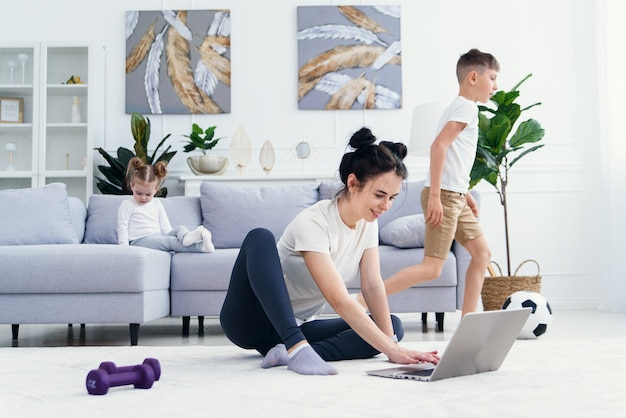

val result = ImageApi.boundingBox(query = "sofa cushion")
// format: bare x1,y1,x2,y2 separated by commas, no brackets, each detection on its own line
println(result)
379,214,426,248
200,182,319,248
160,196,203,230
83,195,127,244
377,180,424,230
68,196,87,243
0,183,78,245
318,180,343,200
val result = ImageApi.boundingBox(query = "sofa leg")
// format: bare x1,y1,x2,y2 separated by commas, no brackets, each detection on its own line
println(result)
421,313,428,332
11,324,19,340
129,323,140,346
435,312,444,332
198,316,205,336
182,316,191,337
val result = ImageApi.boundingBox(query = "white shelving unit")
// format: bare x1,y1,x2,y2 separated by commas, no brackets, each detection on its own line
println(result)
0,42,96,203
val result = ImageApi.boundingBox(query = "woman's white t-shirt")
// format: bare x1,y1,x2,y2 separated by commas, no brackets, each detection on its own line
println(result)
277,199,379,323
425,95,479,194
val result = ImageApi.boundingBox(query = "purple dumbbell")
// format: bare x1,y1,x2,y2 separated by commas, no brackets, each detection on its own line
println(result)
98,358,161,381
86,364,155,395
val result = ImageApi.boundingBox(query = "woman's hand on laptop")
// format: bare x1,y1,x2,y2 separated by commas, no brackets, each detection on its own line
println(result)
387,346,440,365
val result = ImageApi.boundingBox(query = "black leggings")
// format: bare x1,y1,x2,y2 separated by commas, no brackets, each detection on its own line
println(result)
219,228,404,361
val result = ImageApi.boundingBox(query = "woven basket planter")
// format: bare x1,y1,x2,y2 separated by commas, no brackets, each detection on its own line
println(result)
481,259,542,311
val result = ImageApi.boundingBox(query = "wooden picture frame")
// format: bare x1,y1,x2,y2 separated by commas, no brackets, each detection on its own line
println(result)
0,97,24,123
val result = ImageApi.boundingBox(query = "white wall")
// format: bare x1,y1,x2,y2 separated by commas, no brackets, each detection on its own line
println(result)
2,0,616,310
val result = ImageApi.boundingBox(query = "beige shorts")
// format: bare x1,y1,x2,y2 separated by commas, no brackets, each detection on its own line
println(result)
421,187,483,259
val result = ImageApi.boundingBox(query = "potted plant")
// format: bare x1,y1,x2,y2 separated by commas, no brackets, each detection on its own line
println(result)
95,112,176,197
469,73,545,277
183,123,229,175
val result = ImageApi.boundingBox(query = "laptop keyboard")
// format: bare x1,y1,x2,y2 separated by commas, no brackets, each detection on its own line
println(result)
401,369,434,377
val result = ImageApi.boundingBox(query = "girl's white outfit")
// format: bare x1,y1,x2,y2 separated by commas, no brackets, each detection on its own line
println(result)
117,198,203,252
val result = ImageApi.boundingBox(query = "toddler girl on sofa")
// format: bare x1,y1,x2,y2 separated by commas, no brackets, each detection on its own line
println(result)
117,157,214,253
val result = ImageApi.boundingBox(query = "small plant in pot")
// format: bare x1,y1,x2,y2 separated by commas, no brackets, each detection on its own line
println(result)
183,123,229,175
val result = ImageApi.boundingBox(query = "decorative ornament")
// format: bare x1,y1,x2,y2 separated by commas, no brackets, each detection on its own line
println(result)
290,141,315,174
5,142,16,171
229,125,252,174
259,140,275,175
18,53,28,84
294,141,312,159
71,96,82,123
7,61,17,84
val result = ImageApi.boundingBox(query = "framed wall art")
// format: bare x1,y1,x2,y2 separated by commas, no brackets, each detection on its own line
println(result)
125,9,231,114
297,5,402,110
0,97,24,123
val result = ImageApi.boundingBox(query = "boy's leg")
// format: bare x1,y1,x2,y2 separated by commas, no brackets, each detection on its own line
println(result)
376,188,460,299
382,256,445,297
455,195,491,315
460,235,491,315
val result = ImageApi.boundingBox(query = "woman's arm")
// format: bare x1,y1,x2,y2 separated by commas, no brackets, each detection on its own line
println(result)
359,247,393,337
302,250,439,365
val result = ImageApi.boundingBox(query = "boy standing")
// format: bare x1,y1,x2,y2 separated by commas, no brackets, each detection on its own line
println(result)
366,49,499,315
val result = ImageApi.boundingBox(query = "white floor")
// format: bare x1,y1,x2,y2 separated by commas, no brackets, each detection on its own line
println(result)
2,309,625,348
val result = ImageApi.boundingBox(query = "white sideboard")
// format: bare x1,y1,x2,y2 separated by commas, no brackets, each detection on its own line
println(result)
178,172,338,196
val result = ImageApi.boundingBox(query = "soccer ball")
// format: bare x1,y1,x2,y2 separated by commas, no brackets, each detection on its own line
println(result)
502,291,553,339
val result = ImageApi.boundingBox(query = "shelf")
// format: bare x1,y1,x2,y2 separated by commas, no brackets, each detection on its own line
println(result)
0,170,33,178
46,84,88,95
0,123,32,131
44,170,88,177
0,85,34,96
46,123,87,129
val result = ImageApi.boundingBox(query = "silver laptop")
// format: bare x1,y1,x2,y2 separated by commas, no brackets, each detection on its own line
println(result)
367,308,531,382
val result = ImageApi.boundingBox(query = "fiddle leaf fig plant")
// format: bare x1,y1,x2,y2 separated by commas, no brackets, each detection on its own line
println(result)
182,123,224,155
469,73,545,275
95,112,176,197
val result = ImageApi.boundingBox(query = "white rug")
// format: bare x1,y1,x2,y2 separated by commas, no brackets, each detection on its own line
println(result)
1,338,625,417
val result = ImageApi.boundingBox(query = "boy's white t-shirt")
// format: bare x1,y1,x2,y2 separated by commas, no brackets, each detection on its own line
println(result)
277,199,379,323
117,198,173,245
425,95,479,194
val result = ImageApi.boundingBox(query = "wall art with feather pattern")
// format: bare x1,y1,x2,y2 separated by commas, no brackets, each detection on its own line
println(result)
125,10,231,114
297,5,401,110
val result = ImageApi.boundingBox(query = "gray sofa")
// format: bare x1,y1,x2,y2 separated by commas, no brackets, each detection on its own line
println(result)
0,180,477,345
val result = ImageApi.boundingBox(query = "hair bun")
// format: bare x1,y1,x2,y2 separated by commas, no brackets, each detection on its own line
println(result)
349,127,376,151
380,141,408,160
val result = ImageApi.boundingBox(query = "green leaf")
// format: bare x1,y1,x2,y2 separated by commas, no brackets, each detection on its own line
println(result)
482,113,511,151
509,144,545,168
509,119,545,147
203,126,216,140
510,73,532,91
131,113,148,161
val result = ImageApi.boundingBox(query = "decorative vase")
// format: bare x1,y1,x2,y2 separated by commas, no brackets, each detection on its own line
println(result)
187,155,229,175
